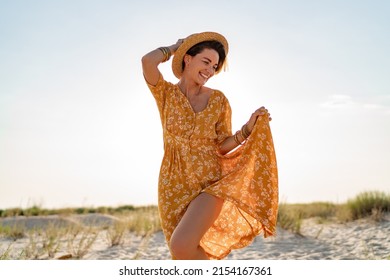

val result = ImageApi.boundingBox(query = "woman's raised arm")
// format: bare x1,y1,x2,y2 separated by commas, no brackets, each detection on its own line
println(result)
141,39,183,86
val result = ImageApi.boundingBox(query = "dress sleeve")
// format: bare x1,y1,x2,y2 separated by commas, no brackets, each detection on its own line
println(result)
145,74,168,116
215,95,232,144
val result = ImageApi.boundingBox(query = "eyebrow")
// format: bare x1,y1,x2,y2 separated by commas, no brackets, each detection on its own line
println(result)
202,57,218,65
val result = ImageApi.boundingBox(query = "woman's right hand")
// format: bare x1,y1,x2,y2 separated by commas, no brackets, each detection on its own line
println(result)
170,38,185,54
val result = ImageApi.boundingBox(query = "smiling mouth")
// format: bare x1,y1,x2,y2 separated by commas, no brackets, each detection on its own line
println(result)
200,73,209,79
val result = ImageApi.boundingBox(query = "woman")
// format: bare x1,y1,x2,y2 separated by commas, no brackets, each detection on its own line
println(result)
141,32,278,260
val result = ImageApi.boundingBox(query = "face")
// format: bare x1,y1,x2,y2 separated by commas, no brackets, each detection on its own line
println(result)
183,48,220,85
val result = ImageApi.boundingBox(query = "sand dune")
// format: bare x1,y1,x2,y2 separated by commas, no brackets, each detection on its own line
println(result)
1,213,389,260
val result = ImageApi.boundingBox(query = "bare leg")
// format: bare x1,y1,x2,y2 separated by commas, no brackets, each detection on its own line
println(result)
169,192,223,260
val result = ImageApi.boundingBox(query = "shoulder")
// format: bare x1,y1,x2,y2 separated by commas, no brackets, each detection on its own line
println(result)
211,88,229,105
208,88,231,116
147,74,176,93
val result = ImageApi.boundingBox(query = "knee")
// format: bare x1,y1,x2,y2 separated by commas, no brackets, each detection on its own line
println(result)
169,234,195,260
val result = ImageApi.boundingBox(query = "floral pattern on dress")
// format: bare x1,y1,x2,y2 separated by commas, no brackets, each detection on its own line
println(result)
147,74,278,259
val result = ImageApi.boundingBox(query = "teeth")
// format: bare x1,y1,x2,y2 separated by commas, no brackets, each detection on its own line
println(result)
200,73,208,79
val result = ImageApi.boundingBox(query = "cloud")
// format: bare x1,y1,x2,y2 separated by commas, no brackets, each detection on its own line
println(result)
321,95,355,109
320,94,390,115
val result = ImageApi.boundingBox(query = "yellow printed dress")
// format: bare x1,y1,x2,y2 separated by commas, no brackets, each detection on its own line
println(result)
147,75,278,259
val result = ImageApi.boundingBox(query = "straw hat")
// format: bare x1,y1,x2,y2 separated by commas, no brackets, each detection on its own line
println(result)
172,31,229,79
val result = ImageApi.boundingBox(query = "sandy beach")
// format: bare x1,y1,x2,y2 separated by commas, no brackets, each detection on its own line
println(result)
1,213,389,260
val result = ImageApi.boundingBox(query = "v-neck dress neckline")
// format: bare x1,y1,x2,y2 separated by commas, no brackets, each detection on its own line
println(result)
176,85,215,114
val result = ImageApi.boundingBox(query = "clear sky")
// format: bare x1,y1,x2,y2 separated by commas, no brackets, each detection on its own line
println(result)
1,0,389,209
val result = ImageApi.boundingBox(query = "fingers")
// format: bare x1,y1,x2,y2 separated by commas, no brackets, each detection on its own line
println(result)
253,107,269,117
252,107,272,121
246,106,272,131
256,106,267,114
172,39,185,53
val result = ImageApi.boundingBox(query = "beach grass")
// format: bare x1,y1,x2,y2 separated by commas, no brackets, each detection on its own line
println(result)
0,205,161,259
277,191,390,235
1,191,389,239
0,204,138,218
346,191,390,220
0,224,26,240
1,191,389,260
66,225,98,259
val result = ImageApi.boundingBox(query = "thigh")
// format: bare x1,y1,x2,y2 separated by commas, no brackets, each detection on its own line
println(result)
171,193,223,247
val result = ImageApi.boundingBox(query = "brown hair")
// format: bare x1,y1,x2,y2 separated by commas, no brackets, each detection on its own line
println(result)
182,40,227,73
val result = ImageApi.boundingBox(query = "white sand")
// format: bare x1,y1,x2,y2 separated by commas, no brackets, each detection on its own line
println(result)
1,213,389,260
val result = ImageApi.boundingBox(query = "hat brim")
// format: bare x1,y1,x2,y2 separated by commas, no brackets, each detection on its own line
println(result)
172,32,228,79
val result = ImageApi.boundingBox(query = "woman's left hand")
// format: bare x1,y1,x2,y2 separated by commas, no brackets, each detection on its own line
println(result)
246,106,272,133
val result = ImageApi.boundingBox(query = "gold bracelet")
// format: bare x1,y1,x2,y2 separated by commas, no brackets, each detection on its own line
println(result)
241,124,251,139
158,47,171,62
238,130,246,144
233,131,244,145
158,47,168,62
165,47,172,58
